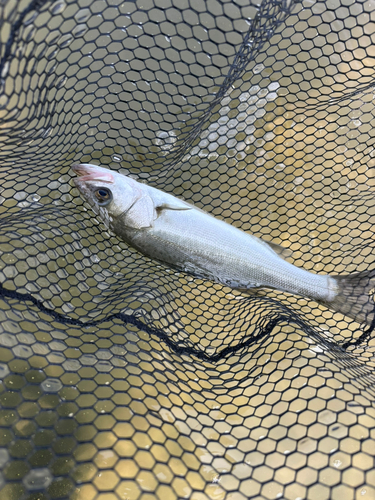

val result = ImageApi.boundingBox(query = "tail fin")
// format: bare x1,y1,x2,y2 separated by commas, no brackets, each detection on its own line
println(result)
327,270,375,325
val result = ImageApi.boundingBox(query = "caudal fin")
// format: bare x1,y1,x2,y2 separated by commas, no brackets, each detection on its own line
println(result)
327,270,375,325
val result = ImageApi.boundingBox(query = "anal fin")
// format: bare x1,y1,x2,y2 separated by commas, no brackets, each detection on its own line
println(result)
266,241,293,259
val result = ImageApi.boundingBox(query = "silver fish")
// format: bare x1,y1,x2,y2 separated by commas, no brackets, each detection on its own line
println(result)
72,163,374,325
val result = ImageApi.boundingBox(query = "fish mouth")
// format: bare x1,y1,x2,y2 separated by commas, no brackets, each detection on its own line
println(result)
71,163,115,184
71,163,92,177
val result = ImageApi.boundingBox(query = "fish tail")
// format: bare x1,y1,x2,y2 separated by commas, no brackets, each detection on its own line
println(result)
327,270,375,325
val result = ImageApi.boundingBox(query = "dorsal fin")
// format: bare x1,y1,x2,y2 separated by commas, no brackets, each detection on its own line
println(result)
157,202,192,212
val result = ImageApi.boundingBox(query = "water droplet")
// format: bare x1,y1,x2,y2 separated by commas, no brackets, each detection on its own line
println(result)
47,32,60,45
294,177,304,185
258,88,268,98
253,63,264,74
75,8,90,23
0,448,9,468
112,154,122,162
0,363,10,379
23,469,53,490
58,34,73,48
24,11,38,25
24,25,36,42
50,1,66,15
14,191,27,201
31,194,41,202
56,75,67,89
41,378,63,393
46,47,59,61
1,61,9,79
15,45,25,58
73,24,88,38
268,82,280,91
266,92,278,101
41,127,53,138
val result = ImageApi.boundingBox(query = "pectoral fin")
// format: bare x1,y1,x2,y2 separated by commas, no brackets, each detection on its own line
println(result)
125,195,157,229
156,199,193,216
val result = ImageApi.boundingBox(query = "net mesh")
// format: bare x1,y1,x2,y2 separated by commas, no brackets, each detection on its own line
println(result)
0,0,375,499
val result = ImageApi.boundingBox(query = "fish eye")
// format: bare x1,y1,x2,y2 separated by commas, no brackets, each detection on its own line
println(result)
94,187,112,206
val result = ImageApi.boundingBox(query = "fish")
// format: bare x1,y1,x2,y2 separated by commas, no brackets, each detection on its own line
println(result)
72,163,375,325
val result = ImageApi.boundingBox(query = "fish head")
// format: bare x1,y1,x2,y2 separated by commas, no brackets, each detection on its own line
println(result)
72,163,142,228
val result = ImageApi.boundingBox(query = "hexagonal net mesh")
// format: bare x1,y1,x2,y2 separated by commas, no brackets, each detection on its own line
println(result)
0,0,375,499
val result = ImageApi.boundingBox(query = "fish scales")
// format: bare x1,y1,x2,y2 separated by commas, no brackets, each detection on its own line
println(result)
116,203,335,301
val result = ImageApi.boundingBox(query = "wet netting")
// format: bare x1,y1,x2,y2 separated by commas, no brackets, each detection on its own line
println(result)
0,0,375,499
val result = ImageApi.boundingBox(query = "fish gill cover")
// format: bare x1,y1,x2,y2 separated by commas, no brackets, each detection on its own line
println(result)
0,0,375,499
